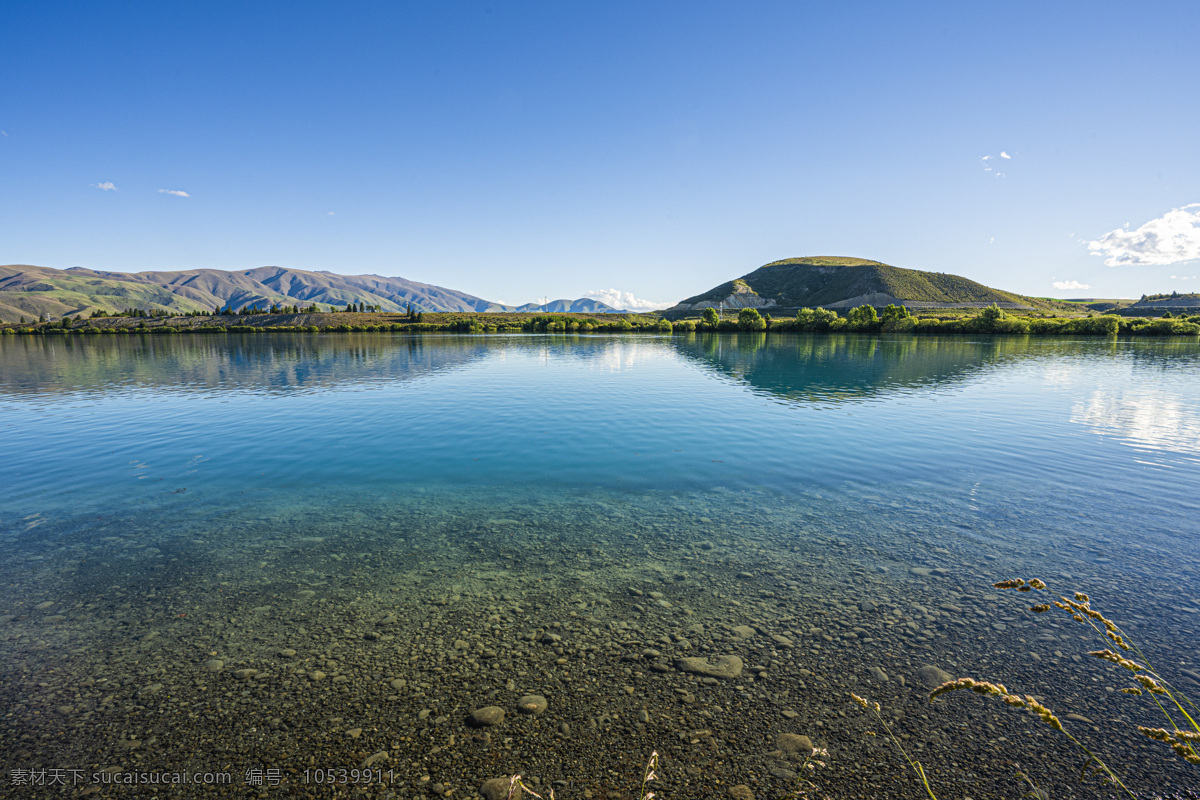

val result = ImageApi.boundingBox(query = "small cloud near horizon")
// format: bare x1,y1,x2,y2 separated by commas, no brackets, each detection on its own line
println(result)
1087,203,1200,266
584,288,673,312
1052,280,1091,291
92,181,117,191
158,188,190,197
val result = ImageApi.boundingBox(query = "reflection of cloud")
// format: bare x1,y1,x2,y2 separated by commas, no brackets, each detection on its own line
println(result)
593,340,654,372
1087,204,1200,266
1072,388,1200,455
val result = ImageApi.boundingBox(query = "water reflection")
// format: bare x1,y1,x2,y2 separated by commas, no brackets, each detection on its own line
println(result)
0,333,492,397
671,332,1017,403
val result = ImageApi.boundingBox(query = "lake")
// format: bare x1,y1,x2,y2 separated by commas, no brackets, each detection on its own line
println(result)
1,332,1198,798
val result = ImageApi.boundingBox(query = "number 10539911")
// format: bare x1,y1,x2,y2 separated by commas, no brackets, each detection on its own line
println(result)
303,768,394,784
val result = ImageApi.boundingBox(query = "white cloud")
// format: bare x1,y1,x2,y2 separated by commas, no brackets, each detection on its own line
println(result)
326,211,335,216
158,188,190,197
1052,280,1091,291
91,181,117,191
584,288,673,312
1000,151,1011,159
1087,203,1200,266
981,151,1012,175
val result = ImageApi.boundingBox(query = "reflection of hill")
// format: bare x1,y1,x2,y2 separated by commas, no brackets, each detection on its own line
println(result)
0,334,491,397
671,333,1025,403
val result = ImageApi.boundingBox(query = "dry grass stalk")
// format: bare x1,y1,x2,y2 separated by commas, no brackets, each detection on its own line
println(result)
850,692,939,799
997,576,1200,768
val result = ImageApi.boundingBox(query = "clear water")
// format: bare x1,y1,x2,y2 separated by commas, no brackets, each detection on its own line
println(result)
2,333,1198,798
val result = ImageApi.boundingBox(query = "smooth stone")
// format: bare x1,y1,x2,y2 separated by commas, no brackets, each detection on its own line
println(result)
482,777,520,800
731,625,756,639
516,695,548,715
361,751,388,768
915,665,954,688
308,670,326,681
278,649,297,658
389,678,407,691
676,655,743,680
469,706,506,727
204,659,224,672
1065,713,1094,724
637,709,650,723
777,733,813,754
868,666,889,682
233,669,258,681
346,728,362,738
729,785,754,800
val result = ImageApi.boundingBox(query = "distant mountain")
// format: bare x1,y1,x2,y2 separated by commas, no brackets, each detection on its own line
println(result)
512,298,621,314
0,264,512,322
670,256,1049,312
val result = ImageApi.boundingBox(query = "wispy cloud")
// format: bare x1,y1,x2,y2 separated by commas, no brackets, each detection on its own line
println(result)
91,181,117,191
980,151,1011,178
584,288,673,312
1086,203,1200,266
158,188,190,197
1052,280,1091,291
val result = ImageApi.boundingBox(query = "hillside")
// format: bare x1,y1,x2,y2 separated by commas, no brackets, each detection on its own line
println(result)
0,264,636,323
670,256,1050,312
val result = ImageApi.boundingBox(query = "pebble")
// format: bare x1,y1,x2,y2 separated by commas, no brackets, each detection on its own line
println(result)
204,658,224,672
1065,713,1094,724
731,625,756,639
516,695,548,715
676,655,743,679
777,733,813,754
729,785,754,800
233,669,258,681
278,649,296,658
482,777,519,800
361,751,388,768
915,665,954,688
346,728,362,738
469,706,506,727
868,666,888,682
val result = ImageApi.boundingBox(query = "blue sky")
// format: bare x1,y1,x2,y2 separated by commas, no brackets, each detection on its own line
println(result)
3,1,1198,307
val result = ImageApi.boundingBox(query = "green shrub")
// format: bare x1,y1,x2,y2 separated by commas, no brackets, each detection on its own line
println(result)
654,318,673,333
737,308,766,331
881,317,917,333
796,307,839,331
702,308,719,327
846,305,879,332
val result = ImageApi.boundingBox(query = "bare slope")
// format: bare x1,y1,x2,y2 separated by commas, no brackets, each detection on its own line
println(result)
672,256,1048,311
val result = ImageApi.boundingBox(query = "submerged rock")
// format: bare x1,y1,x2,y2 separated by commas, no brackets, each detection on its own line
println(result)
675,655,743,679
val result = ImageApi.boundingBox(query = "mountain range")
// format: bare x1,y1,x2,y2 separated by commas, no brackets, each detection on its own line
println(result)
0,264,621,322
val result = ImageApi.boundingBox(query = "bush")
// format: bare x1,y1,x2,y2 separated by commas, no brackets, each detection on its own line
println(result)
702,308,719,327
654,318,673,333
881,317,917,333
737,308,766,331
796,307,839,332
845,305,879,332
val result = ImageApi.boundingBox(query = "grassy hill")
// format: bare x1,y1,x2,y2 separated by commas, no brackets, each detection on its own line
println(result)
0,264,515,323
672,256,1052,311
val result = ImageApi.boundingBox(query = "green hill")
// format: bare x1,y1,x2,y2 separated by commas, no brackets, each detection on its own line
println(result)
671,256,1051,312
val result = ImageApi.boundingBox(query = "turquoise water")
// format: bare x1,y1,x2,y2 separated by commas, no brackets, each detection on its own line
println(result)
2,333,1199,798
